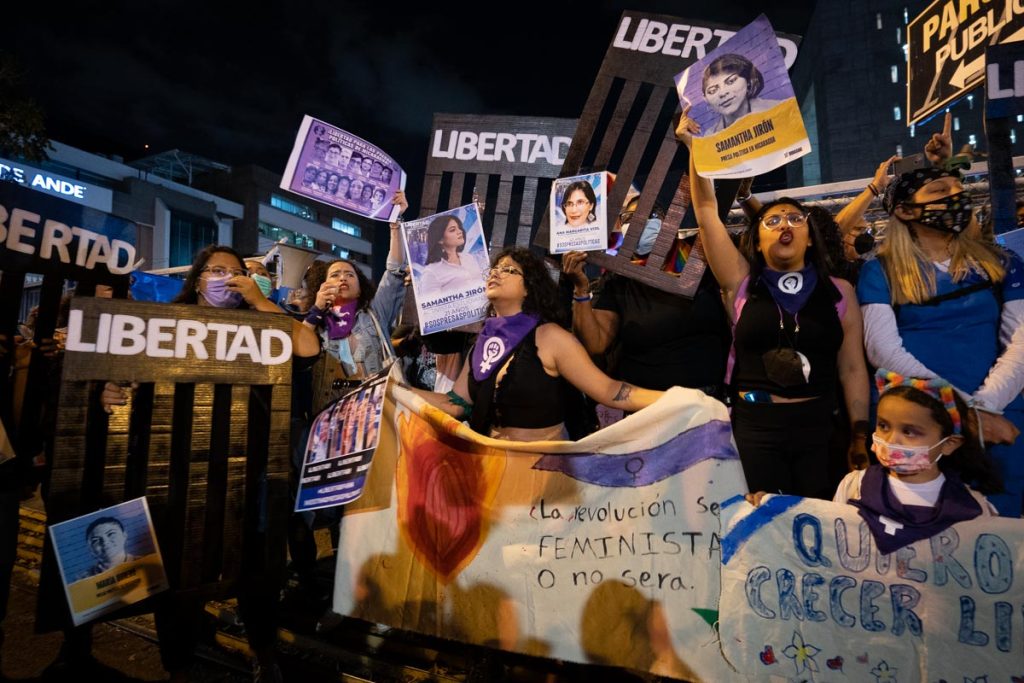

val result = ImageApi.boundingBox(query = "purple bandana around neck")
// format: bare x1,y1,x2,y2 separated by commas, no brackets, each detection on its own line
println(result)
761,265,817,315
323,299,360,340
471,312,541,382
849,465,982,554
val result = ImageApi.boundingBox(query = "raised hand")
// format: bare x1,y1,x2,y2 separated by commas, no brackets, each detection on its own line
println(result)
924,111,953,165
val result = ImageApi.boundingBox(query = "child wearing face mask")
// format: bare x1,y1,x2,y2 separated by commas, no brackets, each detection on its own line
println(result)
833,370,1001,553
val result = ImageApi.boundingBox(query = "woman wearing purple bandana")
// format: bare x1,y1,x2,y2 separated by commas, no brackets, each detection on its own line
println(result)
858,116,1024,516
412,247,664,441
302,191,409,407
679,111,871,500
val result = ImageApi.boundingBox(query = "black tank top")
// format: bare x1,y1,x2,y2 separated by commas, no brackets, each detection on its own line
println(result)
467,328,568,433
732,274,843,399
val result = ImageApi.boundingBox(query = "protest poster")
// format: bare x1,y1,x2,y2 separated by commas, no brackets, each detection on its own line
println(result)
402,203,489,335
281,115,407,222
718,494,1024,682
548,172,609,254
333,377,747,681
295,370,390,512
49,498,169,626
675,14,809,179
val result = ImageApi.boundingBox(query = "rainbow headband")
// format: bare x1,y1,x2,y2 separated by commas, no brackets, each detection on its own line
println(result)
875,369,962,434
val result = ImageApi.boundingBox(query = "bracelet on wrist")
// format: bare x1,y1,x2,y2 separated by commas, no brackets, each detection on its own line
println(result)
867,184,880,197
573,293,593,303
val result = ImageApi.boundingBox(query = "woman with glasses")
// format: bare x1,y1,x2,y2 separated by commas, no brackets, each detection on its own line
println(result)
559,180,598,228
413,247,664,441
417,213,487,298
679,110,870,499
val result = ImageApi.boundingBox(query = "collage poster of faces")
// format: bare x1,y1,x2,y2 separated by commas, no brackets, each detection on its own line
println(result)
49,497,169,626
281,115,407,222
295,370,390,513
674,14,810,179
548,171,609,254
402,202,490,336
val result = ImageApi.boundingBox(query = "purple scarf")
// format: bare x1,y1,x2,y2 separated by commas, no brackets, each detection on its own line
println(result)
849,465,982,554
323,300,360,340
761,265,817,316
471,313,540,381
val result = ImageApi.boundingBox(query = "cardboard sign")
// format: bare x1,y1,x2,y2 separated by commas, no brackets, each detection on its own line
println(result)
333,379,746,681
49,498,168,626
281,115,407,222
402,203,490,335
676,15,810,179
719,495,1024,682
296,370,389,512
549,172,609,254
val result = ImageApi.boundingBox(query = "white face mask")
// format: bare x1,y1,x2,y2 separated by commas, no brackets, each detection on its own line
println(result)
872,434,950,475
635,217,663,255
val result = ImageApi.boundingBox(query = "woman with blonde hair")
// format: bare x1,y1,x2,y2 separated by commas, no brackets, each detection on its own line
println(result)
858,159,1024,516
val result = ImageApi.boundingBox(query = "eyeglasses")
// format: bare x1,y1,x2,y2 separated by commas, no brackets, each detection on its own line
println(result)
760,212,807,230
483,266,524,280
564,199,592,210
201,266,247,278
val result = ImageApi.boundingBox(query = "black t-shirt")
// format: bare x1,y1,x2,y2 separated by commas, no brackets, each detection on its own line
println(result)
592,272,730,391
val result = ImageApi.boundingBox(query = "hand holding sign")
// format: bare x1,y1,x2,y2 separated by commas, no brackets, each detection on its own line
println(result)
674,104,701,149
924,111,953,165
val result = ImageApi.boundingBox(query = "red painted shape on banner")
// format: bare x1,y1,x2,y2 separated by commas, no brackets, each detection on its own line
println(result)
396,411,506,582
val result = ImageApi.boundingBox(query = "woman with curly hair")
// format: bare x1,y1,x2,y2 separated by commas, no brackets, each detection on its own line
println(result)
413,247,664,440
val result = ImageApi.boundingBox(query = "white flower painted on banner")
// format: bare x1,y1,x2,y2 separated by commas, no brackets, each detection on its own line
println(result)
870,659,898,683
782,630,820,676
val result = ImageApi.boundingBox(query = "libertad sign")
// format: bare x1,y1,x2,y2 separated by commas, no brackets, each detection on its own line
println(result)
907,0,1024,126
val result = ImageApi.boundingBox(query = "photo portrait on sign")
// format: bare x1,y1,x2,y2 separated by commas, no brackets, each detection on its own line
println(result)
674,14,809,178
296,371,390,513
402,203,490,335
281,115,407,222
49,498,169,626
549,172,609,254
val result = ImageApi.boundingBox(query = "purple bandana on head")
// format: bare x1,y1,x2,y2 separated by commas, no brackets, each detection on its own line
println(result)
323,300,360,340
849,465,982,554
471,313,540,381
761,265,817,315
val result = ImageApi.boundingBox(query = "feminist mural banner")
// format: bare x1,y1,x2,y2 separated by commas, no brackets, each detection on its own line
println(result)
718,495,1024,682
675,15,809,179
282,115,407,222
333,379,745,681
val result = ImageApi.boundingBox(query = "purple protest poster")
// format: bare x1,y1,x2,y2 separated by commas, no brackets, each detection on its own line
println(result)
281,115,407,222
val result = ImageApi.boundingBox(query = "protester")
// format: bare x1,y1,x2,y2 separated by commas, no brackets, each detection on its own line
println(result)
679,107,870,498
562,195,730,398
412,247,665,441
303,191,408,403
859,127,1024,516
245,257,275,299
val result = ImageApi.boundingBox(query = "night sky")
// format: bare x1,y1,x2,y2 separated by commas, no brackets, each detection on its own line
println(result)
9,1,817,216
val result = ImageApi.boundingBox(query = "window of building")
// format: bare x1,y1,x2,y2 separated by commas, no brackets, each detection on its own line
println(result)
967,94,974,109
954,117,960,131
876,12,883,29
893,106,901,121
270,194,317,221
896,27,901,44
258,221,315,249
1017,114,1022,122
1013,129,1018,144
896,144,903,157
330,245,351,259
968,134,977,146
902,43,909,58
909,124,916,138
169,211,218,268
890,65,898,83
904,7,909,24
331,218,362,238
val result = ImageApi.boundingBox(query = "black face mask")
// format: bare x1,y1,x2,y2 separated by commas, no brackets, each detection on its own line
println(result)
853,231,876,256
902,192,973,234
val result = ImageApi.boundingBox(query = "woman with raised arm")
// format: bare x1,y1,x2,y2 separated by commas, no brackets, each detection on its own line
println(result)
678,107,870,499
413,247,664,442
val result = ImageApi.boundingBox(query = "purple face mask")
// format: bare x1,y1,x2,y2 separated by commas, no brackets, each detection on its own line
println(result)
202,276,243,308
